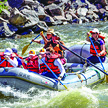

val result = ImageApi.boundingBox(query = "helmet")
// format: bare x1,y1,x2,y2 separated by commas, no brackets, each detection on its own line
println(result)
90,28,99,34
29,50,35,55
39,48,46,54
4,48,12,55
12,48,17,53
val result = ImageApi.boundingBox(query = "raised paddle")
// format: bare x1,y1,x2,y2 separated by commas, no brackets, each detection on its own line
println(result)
58,42,108,75
22,33,42,55
40,57,69,90
89,36,108,82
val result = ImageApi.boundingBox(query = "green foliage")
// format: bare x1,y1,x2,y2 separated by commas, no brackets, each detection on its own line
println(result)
0,0,8,14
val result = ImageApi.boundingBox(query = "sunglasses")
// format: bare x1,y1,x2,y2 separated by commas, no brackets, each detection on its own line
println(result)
92,33,96,34
46,53,51,55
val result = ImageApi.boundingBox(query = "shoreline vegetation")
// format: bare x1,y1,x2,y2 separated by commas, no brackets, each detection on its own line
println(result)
0,0,108,38
0,0,8,13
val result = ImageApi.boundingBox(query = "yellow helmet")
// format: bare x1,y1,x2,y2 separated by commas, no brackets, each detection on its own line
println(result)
29,50,35,55
39,48,46,54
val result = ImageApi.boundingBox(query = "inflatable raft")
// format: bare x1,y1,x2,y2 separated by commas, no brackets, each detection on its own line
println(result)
0,44,107,91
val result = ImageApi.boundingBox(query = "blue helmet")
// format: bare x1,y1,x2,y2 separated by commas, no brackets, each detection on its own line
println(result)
12,48,17,53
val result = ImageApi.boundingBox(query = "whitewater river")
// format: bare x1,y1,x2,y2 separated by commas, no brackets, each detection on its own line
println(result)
0,21,108,108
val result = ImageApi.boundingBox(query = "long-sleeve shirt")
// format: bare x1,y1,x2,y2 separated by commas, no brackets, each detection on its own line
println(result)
7,57,18,67
54,58,66,77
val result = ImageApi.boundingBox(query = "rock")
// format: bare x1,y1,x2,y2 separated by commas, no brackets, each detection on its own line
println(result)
8,0,24,8
9,8,28,26
105,6,108,11
32,21,48,33
44,3,64,16
40,15,55,26
0,17,9,24
77,8,88,17
0,9,10,20
80,16,89,23
0,22,18,37
20,8,39,27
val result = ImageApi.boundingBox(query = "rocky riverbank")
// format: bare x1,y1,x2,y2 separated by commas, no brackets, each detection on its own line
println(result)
0,0,108,38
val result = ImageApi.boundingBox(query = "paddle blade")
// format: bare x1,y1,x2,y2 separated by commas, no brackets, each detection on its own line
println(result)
22,44,30,55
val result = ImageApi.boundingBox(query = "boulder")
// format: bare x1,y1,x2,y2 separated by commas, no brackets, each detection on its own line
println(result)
44,3,64,16
77,8,88,17
0,22,18,37
8,0,24,8
20,8,39,27
9,8,28,26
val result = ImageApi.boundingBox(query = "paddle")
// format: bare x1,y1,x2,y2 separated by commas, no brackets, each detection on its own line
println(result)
40,57,69,90
22,33,41,55
0,59,5,65
58,42,108,75
89,36,108,82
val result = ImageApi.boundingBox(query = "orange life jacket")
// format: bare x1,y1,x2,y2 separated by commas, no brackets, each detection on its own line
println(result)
45,54,61,74
0,52,15,67
90,38,107,56
25,55,39,73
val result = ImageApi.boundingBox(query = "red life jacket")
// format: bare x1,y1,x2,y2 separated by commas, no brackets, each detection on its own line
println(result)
45,54,61,74
98,34,105,40
90,38,107,56
25,55,39,73
40,54,47,73
0,52,15,67
40,63,47,73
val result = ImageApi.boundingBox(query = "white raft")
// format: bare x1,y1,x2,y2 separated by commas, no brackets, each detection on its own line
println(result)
0,44,107,91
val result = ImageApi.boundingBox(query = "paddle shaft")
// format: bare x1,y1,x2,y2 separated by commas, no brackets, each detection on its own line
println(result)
58,43,108,75
0,59,5,65
41,58,68,90
30,34,40,45
89,37,106,71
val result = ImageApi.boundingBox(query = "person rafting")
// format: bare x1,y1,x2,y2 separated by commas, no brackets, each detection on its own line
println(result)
0,48,18,67
40,47,66,81
86,28,107,65
32,28,66,65
38,48,47,73
12,48,23,67
21,50,40,73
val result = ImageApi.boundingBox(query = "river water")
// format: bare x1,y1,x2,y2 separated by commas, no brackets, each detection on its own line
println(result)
0,21,108,108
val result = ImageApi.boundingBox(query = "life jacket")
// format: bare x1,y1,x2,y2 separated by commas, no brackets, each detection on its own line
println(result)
39,54,47,73
53,44,64,57
45,54,61,74
90,38,107,56
0,52,15,67
40,63,47,73
25,55,39,73
98,34,105,40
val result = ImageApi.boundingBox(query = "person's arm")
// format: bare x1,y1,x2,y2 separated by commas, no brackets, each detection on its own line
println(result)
32,40,41,44
40,31,48,45
86,32,91,42
97,41,106,57
54,58,65,80
21,59,28,69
